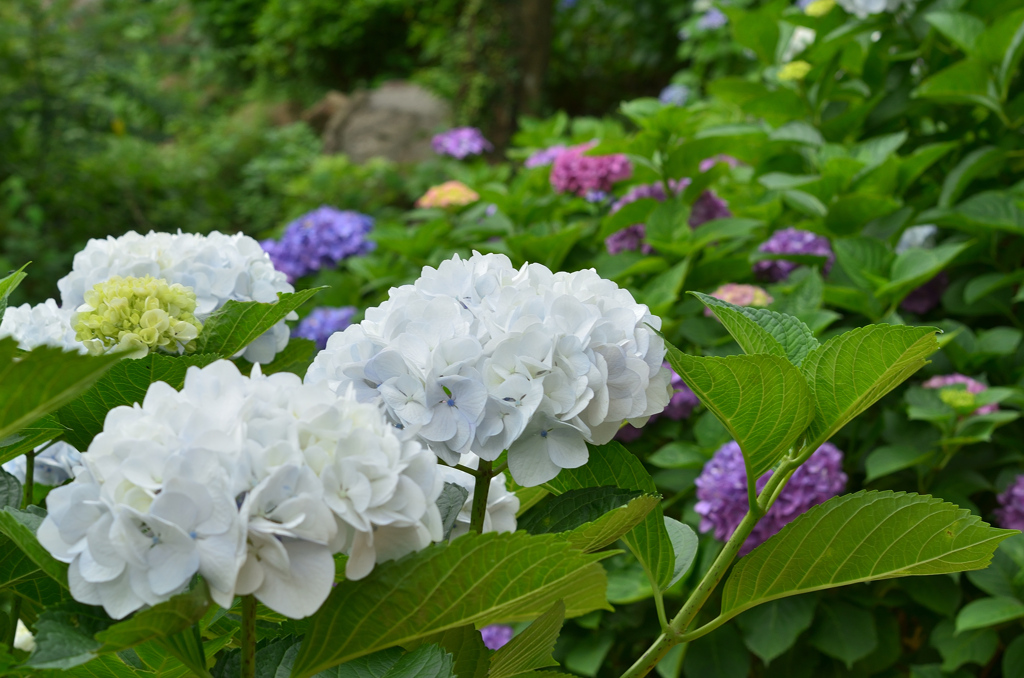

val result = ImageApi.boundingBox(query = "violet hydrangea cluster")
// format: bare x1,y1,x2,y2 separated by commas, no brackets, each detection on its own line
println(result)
524,145,567,169
995,475,1024,532
922,373,998,416
480,624,515,650
754,228,835,281
295,306,357,350
695,441,847,555
431,127,493,159
900,272,949,314
550,143,633,197
262,207,375,283
306,252,671,487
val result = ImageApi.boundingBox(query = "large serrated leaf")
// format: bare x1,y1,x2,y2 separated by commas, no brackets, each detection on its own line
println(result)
720,490,1016,617
563,495,660,554
196,288,323,358
58,353,221,450
667,349,814,479
0,533,66,605
542,442,674,590
288,532,610,678
518,486,659,553
799,325,939,446
0,338,123,442
692,292,818,366
404,626,488,678
489,600,564,678
0,414,65,466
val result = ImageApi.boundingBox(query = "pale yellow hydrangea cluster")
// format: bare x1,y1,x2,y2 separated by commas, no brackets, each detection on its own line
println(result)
415,180,480,208
72,275,203,357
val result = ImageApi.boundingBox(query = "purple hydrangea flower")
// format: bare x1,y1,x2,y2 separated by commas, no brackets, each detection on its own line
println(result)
524,145,567,169
922,373,998,416
295,306,356,350
995,475,1024,531
690,190,732,226
659,84,691,106
480,624,514,650
616,363,699,441
262,207,375,282
432,127,493,159
610,179,689,214
754,228,834,282
697,7,728,29
698,154,742,173
695,441,847,555
606,225,652,256
550,143,633,196
604,179,730,255
900,272,949,315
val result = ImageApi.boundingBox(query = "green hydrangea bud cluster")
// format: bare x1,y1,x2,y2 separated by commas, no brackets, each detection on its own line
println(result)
72,275,203,357
939,387,977,414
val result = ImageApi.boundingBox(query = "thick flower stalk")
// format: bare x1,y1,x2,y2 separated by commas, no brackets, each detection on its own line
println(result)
295,306,357,350
695,440,847,555
415,181,480,208
72,275,203,357
261,207,375,282
0,299,83,353
922,373,998,416
437,453,520,538
38,360,442,619
550,143,633,196
57,230,296,363
307,252,671,487
432,127,493,159
995,475,1024,531
754,227,835,281
703,283,773,317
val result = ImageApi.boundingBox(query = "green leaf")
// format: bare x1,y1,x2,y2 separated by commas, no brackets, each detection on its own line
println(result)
799,325,939,447
939,146,1004,208
94,582,210,654
1005,635,1024,678
0,507,68,587
196,289,323,358
724,1,783,64
0,263,28,325
518,487,640,534
689,218,762,251
563,495,660,554
0,339,122,442
383,644,454,678
598,199,659,239
720,491,1016,618
489,600,563,678
954,596,1024,633
663,518,698,588
865,445,933,482
924,190,1024,234
897,142,958,194
666,350,814,479
0,414,65,466
833,237,892,291
66,654,149,677
543,441,675,590
236,337,318,377
0,532,66,604
58,353,221,450
876,241,970,300
404,626,488,678
0,468,20,509
930,619,998,672
288,532,610,678
691,292,819,366
152,625,210,678
997,11,1024,99
27,603,109,669
736,595,816,665
925,12,986,54
437,482,469,542
782,190,828,218
912,58,1002,115
682,623,749,678
808,599,877,669
825,194,901,237
901,575,962,617
641,261,689,316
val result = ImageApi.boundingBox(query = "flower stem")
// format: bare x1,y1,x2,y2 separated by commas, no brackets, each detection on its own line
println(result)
469,459,493,534
6,596,21,652
21,451,35,510
240,595,257,678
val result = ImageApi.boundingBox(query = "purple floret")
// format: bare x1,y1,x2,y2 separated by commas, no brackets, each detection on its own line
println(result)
480,624,514,650
695,441,847,555
754,228,834,282
900,272,949,314
604,179,730,255
432,127,493,159
690,190,732,227
295,306,356,350
262,207,375,282
524,145,567,169
996,475,1024,531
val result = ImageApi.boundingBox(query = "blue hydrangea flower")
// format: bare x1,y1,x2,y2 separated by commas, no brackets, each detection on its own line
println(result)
432,127,493,159
295,307,357,350
754,228,834,282
262,207,375,282
697,7,728,29
659,84,691,106
695,441,847,554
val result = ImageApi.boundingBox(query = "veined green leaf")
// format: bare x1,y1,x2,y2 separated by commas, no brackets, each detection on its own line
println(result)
404,626,488,678
196,288,323,358
924,12,985,55
876,241,971,300
691,292,818,365
736,595,816,665
289,532,610,678
0,414,65,466
0,263,29,325
955,596,1024,634
720,491,1016,617
0,507,68,587
664,518,698,588
235,337,317,377
912,58,1002,115
0,338,122,443
489,600,564,678
799,325,939,446
94,581,210,654
519,488,658,554
667,350,814,479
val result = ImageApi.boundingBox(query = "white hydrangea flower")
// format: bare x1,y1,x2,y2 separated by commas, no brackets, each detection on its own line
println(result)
38,360,443,619
438,453,520,539
307,252,671,487
56,231,296,363
2,442,81,487
14,619,35,653
0,299,83,353
782,26,816,63
835,0,910,18
896,224,937,254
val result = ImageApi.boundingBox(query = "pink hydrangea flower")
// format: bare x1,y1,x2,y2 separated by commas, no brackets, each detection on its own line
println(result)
703,284,774,317
550,143,632,196
922,373,998,416
415,181,480,208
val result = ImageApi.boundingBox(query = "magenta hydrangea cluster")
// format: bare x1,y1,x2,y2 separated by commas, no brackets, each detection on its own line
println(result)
922,373,998,415
524,145,567,168
431,127,493,159
695,441,847,555
616,362,699,442
754,228,835,282
995,475,1024,531
480,624,514,650
900,272,949,314
261,207,375,282
294,306,356,350
698,154,741,173
550,143,632,196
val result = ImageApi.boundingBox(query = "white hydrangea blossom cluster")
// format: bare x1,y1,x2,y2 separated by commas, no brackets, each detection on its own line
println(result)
307,252,671,486
438,454,520,539
835,0,911,18
56,231,296,363
38,360,443,620
0,299,83,353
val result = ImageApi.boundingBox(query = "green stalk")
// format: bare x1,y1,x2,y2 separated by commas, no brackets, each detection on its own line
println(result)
240,595,257,678
6,596,20,652
22,451,35,510
469,458,493,534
